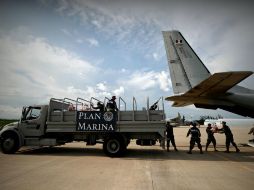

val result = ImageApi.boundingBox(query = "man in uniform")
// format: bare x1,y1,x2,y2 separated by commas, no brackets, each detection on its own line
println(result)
248,126,254,143
92,102,105,112
186,122,203,154
205,123,218,151
248,126,254,135
219,121,240,153
106,96,118,111
166,121,178,152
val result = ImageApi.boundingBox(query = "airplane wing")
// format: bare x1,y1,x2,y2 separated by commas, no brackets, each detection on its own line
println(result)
166,71,253,107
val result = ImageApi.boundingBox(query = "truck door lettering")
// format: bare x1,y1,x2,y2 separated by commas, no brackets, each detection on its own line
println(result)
93,124,98,130
78,123,85,130
102,124,108,130
78,112,84,120
108,124,114,131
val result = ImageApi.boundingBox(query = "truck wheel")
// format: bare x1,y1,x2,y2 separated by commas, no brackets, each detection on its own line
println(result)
103,136,125,157
1,133,19,154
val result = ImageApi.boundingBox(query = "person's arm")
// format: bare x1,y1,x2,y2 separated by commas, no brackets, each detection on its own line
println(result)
206,128,209,134
114,102,119,111
248,127,254,134
187,129,190,137
91,103,95,109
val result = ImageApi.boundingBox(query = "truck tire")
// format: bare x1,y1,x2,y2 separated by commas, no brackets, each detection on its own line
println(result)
1,133,19,154
103,136,126,157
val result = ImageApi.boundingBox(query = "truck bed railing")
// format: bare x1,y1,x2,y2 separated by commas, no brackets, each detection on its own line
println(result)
77,97,91,110
118,97,126,111
48,96,165,122
90,97,103,104
103,97,110,108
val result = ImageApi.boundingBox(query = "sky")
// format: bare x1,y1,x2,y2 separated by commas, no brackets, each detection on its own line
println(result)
0,0,254,119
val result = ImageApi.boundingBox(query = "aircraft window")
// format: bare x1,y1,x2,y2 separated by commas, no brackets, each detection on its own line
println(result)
176,40,178,43
180,40,182,43
176,83,182,86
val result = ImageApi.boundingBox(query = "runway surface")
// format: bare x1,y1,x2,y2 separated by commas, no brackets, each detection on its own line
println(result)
0,126,254,190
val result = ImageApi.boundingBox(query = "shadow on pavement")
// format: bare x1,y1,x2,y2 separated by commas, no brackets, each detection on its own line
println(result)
17,146,105,157
15,146,254,162
124,148,254,162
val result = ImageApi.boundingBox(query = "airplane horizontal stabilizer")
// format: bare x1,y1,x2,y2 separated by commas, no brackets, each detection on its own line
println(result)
167,95,235,107
171,101,192,107
166,71,253,107
183,71,253,96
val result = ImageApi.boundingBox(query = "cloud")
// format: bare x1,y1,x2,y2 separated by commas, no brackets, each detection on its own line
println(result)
53,0,254,75
113,86,124,96
145,51,164,61
155,71,171,91
1,29,163,118
0,32,99,118
96,82,107,91
76,38,84,43
152,53,159,61
61,28,99,47
86,38,99,47
91,20,102,29
0,105,21,119
61,28,72,36
119,70,171,92
126,71,157,90
121,68,127,73
53,0,163,56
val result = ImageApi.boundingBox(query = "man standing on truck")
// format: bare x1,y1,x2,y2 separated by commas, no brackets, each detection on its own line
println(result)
106,96,118,111
92,102,105,112
166,121,178,152
186,122,203,154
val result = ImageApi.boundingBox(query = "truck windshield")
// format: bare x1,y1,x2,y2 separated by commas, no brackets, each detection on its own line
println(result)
22,107,41,121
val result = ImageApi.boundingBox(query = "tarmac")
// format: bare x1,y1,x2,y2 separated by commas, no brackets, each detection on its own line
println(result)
0,126,254,190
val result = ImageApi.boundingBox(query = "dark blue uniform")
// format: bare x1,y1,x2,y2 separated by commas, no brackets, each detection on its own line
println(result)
106,98,118,111
219,122,240,153
205,125,217,151
166,123,178,152
92,102,105,112
187,124,203,154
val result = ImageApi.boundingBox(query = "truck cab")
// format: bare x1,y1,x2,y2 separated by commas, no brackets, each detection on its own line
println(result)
19,105,48,137
0,105,48,153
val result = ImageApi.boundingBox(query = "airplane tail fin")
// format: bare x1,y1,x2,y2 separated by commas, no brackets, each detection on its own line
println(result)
162,31,211,94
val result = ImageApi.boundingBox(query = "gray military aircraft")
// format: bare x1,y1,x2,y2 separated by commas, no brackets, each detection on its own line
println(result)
162,30,254,118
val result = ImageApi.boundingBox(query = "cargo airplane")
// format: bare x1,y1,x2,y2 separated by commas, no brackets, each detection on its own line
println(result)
162,31,254,118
